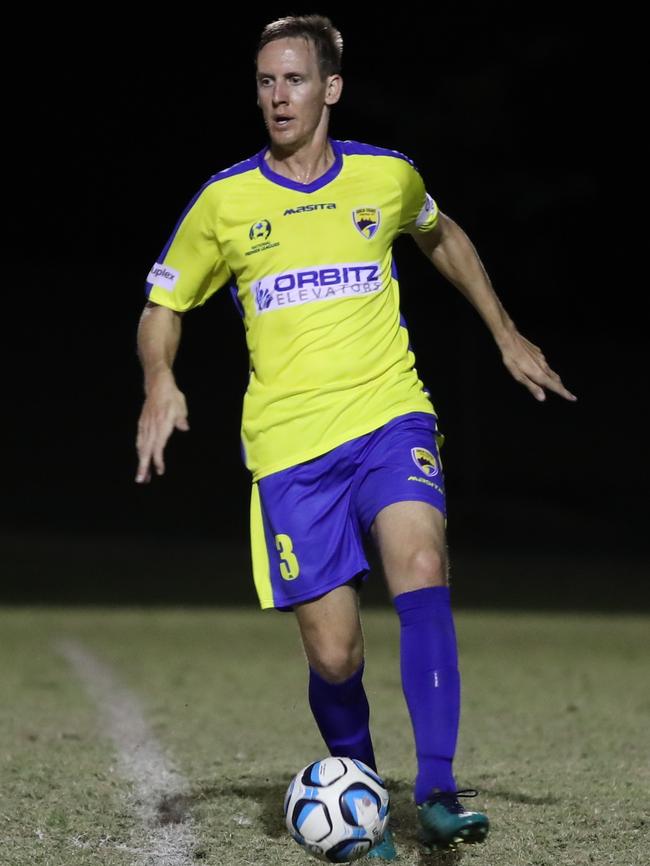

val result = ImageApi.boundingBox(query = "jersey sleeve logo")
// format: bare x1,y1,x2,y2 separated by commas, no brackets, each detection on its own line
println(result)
411,447,439,477
352,207,381,240
415,193,439,228
147,263,180,292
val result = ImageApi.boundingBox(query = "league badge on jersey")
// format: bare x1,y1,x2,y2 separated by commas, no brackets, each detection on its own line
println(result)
352,207,381,240
249,219,272,241
411,447,439,477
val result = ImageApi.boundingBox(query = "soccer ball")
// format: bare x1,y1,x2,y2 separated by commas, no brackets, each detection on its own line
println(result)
284,757,390,862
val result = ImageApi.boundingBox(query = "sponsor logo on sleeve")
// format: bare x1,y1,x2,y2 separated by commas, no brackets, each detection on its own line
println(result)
147,263,180,292
415,193,438,227
250,262,383,314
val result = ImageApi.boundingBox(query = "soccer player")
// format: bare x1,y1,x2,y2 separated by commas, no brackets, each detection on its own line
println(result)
136,14,576,859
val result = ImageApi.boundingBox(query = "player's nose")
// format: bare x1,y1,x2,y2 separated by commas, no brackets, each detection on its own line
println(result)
272,81,289,105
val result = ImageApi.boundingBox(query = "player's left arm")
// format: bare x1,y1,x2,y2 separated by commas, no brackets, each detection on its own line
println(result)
407,213,577,402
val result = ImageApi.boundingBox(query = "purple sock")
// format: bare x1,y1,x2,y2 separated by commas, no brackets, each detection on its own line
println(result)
394,586,460,803
308,663,377,771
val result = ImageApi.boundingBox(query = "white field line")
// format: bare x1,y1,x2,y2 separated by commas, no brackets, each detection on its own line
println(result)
56,638,199,866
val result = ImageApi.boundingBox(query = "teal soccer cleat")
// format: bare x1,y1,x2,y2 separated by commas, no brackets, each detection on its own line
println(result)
367,827,397,861
417,788,489,851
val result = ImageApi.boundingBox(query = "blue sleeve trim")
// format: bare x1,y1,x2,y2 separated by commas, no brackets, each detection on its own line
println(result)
144,154,259,298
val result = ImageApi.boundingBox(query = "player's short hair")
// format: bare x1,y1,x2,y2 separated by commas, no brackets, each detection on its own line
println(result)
256,14,343,80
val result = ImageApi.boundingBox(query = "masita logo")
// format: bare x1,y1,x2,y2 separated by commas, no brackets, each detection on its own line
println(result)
147,263,180,292
284,203,336,215
251,262,383,314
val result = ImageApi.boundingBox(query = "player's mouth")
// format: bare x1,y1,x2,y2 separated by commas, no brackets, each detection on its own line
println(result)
273,115,294,128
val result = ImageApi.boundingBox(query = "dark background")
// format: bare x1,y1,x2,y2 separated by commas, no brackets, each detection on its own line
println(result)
4,12,644,608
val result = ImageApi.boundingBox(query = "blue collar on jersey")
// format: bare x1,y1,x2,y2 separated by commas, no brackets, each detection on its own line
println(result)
257,138,343,193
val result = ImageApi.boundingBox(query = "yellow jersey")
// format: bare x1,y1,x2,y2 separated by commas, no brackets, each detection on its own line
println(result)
146,138,439,480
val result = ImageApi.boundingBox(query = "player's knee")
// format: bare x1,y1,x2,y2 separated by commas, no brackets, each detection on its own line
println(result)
407,546,448,587
310,641,364,684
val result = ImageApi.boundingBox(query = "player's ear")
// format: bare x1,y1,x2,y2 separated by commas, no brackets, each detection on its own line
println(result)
325,74,343,106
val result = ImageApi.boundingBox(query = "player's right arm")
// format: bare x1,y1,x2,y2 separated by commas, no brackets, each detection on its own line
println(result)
136,177,232,482
135,301,189,483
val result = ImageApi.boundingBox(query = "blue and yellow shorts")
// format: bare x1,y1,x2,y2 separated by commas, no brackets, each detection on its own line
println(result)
250,411,445,610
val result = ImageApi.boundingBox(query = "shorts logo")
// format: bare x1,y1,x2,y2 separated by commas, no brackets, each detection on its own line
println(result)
411,447,438,477
352,207,381,240
251,262,382,314
147,263,179,292
249,219,272,241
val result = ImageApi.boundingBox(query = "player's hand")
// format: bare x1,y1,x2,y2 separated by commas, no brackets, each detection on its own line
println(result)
135,373,190,483
498,330,577,402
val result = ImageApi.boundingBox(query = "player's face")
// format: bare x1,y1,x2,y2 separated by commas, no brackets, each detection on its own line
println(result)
256,37,341,150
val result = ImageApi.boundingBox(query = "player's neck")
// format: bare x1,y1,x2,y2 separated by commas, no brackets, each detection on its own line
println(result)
265,136,335,185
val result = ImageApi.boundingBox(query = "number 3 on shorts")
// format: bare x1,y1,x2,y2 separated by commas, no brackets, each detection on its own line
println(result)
275,533,300,581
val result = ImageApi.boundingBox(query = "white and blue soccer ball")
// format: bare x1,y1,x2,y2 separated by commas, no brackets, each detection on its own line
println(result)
284,757,390,862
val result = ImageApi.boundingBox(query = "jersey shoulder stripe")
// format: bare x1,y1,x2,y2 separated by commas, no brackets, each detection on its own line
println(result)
210,152,260,184
337,139,418,169
170,151,261,237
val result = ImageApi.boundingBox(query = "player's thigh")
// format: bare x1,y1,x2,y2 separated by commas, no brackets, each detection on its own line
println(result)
371,500,449,597
351,411,448,597
294,583,364,682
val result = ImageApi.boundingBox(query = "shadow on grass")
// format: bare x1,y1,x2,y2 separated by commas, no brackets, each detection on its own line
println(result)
156,792,194,825
152,777,546,862
187,775,467,863
416,850,464,865
484,787,560,806
187,779,287,838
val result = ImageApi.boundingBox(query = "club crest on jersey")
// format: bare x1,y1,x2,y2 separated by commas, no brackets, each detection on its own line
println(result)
411,447,438,477
249,219,272,241
352,207,381,240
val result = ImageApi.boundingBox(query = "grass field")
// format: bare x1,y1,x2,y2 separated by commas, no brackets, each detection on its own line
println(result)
1,608,648,865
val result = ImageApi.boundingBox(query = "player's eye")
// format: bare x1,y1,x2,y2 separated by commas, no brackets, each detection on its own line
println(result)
289,76,302,84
